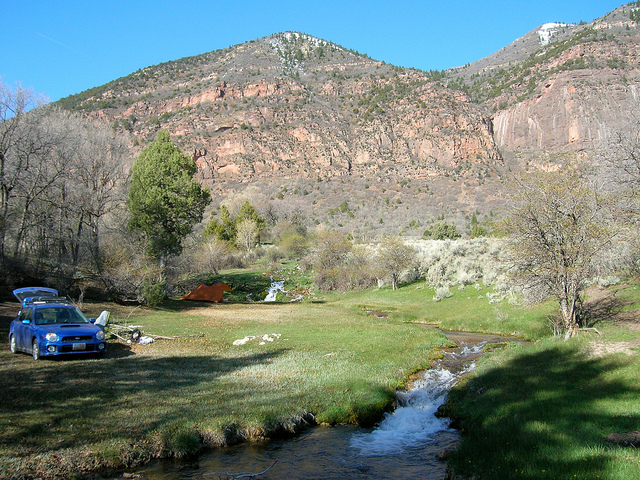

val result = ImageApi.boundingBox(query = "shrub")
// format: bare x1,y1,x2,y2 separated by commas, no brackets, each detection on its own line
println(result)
99,233,163,303
141,279,166,307
428,222,461,240
595,276,621,288
278,232,309,259
433,285,453,302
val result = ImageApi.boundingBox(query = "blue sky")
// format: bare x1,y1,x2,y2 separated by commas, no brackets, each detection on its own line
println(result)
2,1,625,102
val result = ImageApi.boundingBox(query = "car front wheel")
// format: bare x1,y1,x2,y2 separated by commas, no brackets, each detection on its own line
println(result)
32,339,40,361
9,334,17,354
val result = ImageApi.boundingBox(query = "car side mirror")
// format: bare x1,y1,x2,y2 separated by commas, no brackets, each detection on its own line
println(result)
89,318,96,323
22,319,31,325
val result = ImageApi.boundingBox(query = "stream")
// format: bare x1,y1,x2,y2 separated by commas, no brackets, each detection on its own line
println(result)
135,331,518,480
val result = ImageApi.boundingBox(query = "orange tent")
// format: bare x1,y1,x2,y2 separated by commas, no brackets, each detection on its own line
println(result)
180,283,232,303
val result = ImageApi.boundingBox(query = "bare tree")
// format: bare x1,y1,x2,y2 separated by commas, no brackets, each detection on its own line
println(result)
376,236,417,290
12,110,80,265
0,82,47,264
65,116,128,269
601,120,640,264
501,165,618,339
311,229,353,291
236,218,259,252
0,81,130,287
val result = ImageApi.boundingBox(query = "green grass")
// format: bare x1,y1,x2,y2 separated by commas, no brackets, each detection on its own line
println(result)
333,282,556,341
0,280,461,478
1,273,637,479
444,336,640,479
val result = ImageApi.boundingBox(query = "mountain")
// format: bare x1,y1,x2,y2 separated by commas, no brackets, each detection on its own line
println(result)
56,4,640,238
450,5,640,160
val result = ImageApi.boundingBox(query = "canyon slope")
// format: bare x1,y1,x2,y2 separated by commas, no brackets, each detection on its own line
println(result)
57,3,640,238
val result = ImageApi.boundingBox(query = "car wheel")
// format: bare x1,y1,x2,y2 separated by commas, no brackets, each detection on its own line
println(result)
9,334,17,354
32,339,40,361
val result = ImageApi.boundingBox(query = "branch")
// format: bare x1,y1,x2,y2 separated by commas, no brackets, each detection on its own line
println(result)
204,460,279,479
578,327,601,335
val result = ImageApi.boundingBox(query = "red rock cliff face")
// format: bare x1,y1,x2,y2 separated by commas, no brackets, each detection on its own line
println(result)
494,67,640,154
488,11,640,157
60,14,640,230
100,47,503,185
188,83,501,183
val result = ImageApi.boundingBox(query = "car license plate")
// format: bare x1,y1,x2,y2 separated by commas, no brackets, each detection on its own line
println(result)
72,343,86,351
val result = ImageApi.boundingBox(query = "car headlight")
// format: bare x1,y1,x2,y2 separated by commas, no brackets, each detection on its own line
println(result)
45,332,59,342
96,330,105,341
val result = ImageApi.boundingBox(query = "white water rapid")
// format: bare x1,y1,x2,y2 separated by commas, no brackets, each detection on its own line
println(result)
264,280,285,301
139,337,506,480
350,342,485,456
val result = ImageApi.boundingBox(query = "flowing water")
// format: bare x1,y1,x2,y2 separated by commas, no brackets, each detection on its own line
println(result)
264,280,285,302
136,332,516,480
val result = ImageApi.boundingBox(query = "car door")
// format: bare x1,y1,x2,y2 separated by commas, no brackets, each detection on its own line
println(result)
15,307,34,350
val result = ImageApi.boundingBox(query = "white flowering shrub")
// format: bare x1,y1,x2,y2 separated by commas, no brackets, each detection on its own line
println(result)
595,276,621,288
407,238,515,304
433,285,453,302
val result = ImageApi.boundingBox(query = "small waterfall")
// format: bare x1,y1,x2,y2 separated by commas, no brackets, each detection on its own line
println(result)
264,278,303,302
350,341,486,456
264,280,285,301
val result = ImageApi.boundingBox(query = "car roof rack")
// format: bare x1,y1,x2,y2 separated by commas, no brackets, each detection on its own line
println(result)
23,296,73,306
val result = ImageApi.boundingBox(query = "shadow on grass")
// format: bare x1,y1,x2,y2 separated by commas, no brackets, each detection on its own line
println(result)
172,271,274,305
581,291,636,328
445,344,640,479
0,348,287,453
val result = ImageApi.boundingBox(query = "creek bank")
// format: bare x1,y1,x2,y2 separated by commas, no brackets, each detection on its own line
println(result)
134,330,524,480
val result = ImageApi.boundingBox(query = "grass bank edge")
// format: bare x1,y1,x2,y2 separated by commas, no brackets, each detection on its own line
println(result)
441,324,640,478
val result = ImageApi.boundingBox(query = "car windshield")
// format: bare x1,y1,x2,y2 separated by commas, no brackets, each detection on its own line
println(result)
33,307,89,325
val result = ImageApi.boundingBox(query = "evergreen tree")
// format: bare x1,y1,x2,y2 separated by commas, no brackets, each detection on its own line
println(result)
216,205,237,241
204,201,265,244
429,222,461,240
128,131,210,273
236,201,265,237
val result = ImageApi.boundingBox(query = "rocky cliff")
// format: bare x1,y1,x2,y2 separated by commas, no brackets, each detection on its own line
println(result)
454,5,640,160
56,4,640,237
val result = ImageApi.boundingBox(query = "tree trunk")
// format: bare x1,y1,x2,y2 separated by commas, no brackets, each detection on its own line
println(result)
560,295,579,340
159,252,168,283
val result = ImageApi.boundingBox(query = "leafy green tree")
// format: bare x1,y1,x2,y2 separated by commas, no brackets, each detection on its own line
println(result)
236,201,266,236
428,222,462,240
128,131,210,274
204,202,265,245
469,224,488,238
209,205,236,241
277,230,309,259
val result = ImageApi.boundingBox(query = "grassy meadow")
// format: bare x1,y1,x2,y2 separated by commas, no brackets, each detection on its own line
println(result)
1,266,639,479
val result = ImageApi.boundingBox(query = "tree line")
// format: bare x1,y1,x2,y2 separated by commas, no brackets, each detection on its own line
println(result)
1,83,128,295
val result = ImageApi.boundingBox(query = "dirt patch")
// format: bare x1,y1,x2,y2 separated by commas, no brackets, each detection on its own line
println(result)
606,431,640,448
588,339,640,357
582,285,640,358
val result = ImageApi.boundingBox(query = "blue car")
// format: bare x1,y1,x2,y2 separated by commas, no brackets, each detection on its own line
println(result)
9,287,107,360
